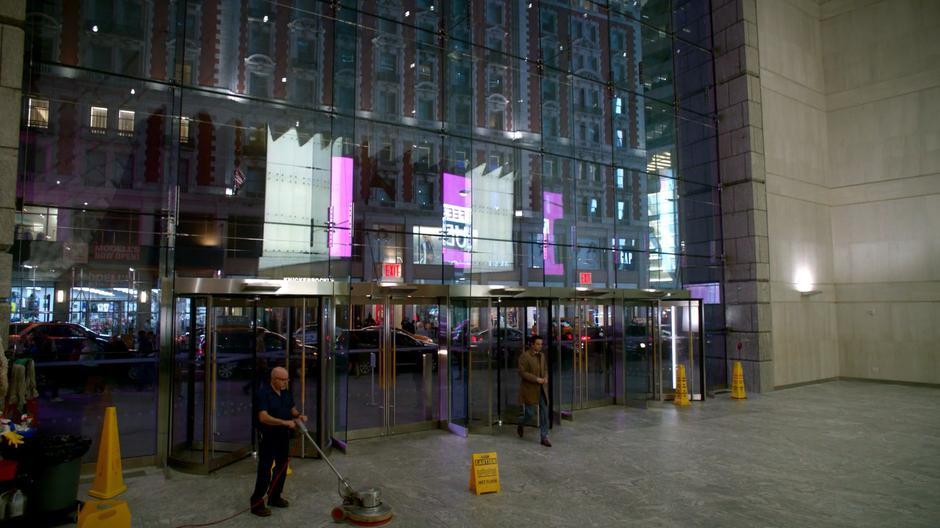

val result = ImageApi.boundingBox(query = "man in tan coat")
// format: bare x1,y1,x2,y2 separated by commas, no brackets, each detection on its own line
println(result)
517,335,551,447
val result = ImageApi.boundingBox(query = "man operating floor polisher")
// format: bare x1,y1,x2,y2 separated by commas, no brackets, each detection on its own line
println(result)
295,420,394,526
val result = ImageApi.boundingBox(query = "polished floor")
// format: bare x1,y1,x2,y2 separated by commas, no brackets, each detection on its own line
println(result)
78,380,940,527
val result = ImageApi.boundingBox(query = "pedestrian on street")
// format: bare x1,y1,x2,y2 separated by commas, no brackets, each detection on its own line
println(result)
250,367,307,517
517,335,551,447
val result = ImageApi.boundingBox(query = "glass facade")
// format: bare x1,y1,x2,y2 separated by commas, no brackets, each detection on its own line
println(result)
14,0,723,462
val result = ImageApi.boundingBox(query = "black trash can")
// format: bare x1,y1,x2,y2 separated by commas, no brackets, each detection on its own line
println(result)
17,434,91,516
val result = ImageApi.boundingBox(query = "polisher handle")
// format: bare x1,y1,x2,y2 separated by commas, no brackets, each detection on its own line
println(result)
295,419,354,495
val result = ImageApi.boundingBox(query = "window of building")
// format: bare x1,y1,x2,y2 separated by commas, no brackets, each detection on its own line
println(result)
615,129,624,147
488,71,504,94
487,105,504,130
487,154,501,171
418,63,433,82
486,2,504,25
86,150,107,185
293,78,315,104
617,201,625,220
379,52,397,75
90,106,108,133
544,113,559,138
248,23,272,56
590,124,599,143
614,97,623,115
616,167,624,188
179,117,191,143
248,72,270,98
541,11,557,33
119,47,141,76
115,153,135,188
89,43,111,71
28,98,49,128
417,96,435,120
414,145,431,168
378,88,398,115
118,109,135,136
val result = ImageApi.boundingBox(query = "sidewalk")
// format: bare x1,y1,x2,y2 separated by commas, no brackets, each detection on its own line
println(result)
81,380,940,527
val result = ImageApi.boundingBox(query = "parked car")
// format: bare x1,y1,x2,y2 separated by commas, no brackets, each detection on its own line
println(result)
9,322,110,360
8,322,148,392
337,328,437,376
202,326,317,380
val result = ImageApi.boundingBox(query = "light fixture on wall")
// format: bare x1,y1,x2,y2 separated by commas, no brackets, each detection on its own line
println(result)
56,290,65,303
794,266,821,297
139,290,148,303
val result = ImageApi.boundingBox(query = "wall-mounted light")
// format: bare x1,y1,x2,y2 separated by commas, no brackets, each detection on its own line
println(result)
438,348,448,357
794,266,821,296
56,290,65,303
139,290,148,303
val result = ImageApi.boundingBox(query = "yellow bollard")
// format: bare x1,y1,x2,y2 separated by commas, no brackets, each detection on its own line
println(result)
673,364,691,406
78,499,131,528
88,407,128,499
731,361,747,399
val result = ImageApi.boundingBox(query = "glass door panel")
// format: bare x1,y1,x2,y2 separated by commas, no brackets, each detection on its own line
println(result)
389,298,440,433
494,300,548,427
170,297,207,469
624,301,655,403
207,298,255,467
466,299,494,432
448,300,469,433
552,300,577,419
343,300,386,439
580,301,616,407
659,299,704,401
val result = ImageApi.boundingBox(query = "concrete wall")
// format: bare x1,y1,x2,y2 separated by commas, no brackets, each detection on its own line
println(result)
0,2,24,364
756,0,940,386
822,0,940,384
757,0,839,387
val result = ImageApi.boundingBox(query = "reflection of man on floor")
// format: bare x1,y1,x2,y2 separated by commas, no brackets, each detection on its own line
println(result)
250,367,307,517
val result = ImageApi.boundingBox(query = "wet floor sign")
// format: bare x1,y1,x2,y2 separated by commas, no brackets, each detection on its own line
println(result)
469,452,500,495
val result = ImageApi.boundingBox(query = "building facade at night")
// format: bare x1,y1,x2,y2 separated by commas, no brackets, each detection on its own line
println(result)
6,0,726,469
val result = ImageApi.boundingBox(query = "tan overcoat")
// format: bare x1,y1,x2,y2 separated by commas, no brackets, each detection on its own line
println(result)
518,348,548,405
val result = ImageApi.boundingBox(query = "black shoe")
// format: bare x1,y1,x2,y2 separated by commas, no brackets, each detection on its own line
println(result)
541,437,552,447
269,497,290,508
251,506,272,517
516,425,524,438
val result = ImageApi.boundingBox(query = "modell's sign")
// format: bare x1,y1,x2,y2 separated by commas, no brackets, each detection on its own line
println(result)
93,244,141,261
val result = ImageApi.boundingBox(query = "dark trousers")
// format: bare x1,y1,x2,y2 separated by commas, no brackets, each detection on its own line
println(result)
250,431,289,506
522,391,550,440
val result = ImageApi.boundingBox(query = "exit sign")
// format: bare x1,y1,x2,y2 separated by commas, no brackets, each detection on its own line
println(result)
579,272,592,285
383,263,402,279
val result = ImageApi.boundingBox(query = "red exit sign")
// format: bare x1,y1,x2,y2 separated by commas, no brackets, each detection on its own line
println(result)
383,263,402,279
579,272,592,285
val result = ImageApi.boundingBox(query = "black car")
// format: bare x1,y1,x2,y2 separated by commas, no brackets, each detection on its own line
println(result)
8,322,150,392
338,328,437,376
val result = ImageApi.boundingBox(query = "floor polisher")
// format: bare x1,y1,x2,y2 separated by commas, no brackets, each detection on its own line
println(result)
295,420,394,526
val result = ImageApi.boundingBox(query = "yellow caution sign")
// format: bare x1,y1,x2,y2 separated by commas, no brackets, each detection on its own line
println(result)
731,361,747,399
78,499,131,528
469,452,500,495
673,364,691,406
89,406,128,499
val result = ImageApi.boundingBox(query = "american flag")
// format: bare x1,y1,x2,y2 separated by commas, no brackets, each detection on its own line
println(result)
233,166,246,190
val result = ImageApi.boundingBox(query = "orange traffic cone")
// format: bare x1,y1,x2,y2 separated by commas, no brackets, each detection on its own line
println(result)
731,361,747,399
673,364,691,406
78,499,131,528
88,406,127,499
